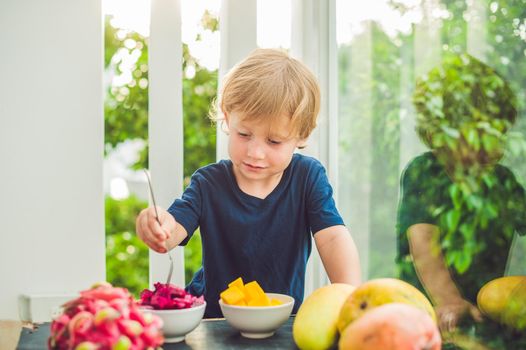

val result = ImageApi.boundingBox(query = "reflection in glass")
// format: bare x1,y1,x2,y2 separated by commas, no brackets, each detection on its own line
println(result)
336,0,526,348
397,54,525,349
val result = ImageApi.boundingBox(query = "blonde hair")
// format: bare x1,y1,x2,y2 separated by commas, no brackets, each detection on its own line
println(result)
210,48,320,140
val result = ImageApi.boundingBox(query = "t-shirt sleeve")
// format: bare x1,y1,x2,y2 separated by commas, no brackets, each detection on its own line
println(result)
397,159,437,237
306,161,345,235
167,172,203,246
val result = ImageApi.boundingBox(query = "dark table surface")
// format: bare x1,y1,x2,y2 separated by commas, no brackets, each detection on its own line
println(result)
17,318,302,350
17,316,526,349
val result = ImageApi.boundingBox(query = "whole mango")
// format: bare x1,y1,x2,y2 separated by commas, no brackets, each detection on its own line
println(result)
337,278,436,333
477,275,526,330
338,303,441,350
293,283,355,350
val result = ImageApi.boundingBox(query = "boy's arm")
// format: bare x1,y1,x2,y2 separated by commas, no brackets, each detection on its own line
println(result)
167,220,189,251
407,223,482,331
314,225,361,286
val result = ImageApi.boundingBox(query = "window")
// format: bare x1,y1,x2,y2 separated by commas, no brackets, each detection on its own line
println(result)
337,1,525,346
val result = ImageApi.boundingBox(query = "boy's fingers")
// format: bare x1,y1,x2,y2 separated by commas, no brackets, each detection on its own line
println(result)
143,236,167,253
136,207,170,253
160,223,172,240
439,311,457,333
157,209,172,239
147,209,167,240
136,211,149,240
138,219,167,252
471,307,483,322
138,213,164,245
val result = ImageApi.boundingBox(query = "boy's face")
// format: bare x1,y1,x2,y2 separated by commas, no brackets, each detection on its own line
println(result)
225,111,304,187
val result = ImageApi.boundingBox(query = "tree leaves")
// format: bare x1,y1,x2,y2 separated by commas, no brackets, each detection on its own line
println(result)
104,16,217,178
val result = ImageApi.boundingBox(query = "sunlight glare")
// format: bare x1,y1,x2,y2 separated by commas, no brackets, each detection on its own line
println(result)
110,177,130,200
103,0,151,36
336,0,424,44
257,0,291,49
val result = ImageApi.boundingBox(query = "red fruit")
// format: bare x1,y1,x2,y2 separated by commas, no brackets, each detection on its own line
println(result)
48,283,164,350
80,285,130,302
139,282,204,310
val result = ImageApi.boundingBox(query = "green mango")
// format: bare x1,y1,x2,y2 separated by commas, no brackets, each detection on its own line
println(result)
293,283,355,350
477,276,526,330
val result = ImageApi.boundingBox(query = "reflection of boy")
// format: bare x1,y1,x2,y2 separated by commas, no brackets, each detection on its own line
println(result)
396,54,526,335
136,49,361,318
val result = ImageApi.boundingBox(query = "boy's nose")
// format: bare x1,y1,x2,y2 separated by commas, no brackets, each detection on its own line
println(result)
247,140,265,159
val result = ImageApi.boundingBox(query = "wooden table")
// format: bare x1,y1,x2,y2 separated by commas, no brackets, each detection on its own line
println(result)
17,318,305,350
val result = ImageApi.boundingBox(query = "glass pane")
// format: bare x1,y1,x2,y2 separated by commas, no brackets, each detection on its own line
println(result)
337,0,526,347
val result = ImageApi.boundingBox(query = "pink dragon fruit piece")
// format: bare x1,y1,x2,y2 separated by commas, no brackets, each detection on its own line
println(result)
73,341,97,350
139,282,204,310
80,285,131,303
48,283,164,350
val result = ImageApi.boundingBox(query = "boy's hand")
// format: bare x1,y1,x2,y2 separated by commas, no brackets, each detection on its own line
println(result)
136,206,176,253
436,298,483,333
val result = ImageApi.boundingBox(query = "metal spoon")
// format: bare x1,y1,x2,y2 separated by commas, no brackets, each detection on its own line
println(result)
143,169,174,285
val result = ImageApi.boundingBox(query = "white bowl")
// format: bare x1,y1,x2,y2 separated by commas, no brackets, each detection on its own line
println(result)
143,302,206,343
219,293,295,339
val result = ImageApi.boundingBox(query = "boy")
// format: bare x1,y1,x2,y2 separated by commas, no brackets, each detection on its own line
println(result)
137,48,361,317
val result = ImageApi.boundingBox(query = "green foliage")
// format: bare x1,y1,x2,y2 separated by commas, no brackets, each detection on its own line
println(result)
104,16,149,164
105,195,149,297
413,53,516,158
201,9,219,32
412,54,522,273
184,231,203,283
104,12,217,291
441,0,467,53
485,0,526,113
104,15,217,176
485,0,526,187
181,47,218,177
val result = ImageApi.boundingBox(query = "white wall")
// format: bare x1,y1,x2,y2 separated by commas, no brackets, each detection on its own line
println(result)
0,0,105,320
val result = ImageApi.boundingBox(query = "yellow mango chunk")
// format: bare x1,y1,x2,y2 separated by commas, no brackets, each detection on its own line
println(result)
244,281,266,301
220,286,245,305
233,299,247,306
221,277,281,307
247,293,271,306
228,277,245,291
227,277,248,303
270,298,283,306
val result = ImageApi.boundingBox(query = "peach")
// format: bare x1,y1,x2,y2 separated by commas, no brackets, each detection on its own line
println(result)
338,303,441,350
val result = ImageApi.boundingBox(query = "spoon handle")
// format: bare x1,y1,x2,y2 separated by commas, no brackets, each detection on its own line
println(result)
166,252,174,285
143,169,174,285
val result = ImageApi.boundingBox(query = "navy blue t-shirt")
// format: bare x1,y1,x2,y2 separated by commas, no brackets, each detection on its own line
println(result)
167,153,344,318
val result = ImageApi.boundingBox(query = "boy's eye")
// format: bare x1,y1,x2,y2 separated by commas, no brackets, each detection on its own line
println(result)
268,138,282,145
238,132,250,137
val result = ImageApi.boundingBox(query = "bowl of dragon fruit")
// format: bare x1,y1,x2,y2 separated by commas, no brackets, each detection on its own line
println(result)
48,282,164,350
139,282,206,343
